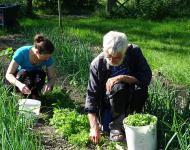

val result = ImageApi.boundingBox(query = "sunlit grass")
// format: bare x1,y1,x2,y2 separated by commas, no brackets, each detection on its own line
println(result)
18,17,190,86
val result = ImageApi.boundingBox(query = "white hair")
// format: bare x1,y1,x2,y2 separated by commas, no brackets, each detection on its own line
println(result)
103,31,128,54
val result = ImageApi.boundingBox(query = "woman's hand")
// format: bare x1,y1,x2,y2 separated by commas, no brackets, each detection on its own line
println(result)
17,83,31,94
42,83,53,94
44,65,55,94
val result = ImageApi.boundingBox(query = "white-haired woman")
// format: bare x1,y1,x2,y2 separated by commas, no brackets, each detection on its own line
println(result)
85,31,152,143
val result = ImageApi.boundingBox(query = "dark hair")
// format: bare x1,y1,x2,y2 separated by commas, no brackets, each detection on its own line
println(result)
34,34,54,54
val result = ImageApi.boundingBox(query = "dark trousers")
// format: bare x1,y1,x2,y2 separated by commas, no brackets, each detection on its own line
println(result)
15,69,46,98
100,82,148,132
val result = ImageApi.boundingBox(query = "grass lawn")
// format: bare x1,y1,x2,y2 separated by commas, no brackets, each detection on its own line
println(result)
19,16,190,86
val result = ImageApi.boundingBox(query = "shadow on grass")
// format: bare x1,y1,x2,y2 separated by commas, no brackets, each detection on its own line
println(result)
39,88,80,122
71,19,190,47
12,16,190,58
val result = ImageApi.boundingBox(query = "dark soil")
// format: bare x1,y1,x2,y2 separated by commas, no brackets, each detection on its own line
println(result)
0,34,27,51
34,122,77,150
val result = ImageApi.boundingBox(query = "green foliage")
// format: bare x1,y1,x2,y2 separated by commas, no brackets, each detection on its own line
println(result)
0,81,42,149
41,87,77,109
138,0,171,19
49,106,126,148
32,0,97,15
113,0,190,20
68,130,89,147
124,113,157,126
0,47,14,60
12,16,190,149
146,80,190,149
96,136,126,150
19,17,190,86
50,108,90,147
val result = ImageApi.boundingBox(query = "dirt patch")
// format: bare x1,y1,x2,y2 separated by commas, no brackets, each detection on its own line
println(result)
0,34,29,83
35,123,77,150
0,34,28,51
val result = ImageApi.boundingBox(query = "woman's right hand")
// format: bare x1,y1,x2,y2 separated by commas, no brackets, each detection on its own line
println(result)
89,127,101,144
18,83,31,95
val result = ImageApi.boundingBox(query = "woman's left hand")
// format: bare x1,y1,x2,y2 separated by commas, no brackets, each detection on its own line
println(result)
42,83,53,94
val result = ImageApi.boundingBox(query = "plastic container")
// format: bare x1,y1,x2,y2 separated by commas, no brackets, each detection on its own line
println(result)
18,99,41,117
123,120,157,150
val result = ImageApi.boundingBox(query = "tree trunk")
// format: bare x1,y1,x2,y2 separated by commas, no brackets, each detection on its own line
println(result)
58,0,62,27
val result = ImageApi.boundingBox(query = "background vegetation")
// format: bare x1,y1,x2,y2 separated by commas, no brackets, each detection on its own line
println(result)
1,0,190,19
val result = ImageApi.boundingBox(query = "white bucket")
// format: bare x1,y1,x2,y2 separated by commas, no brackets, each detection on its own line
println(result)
123,122,157,150
18,99,41,117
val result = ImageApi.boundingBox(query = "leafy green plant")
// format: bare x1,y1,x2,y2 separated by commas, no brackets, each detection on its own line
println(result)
68,130,89,147
0,47,14,60
124,113,157,126
50,108,90,147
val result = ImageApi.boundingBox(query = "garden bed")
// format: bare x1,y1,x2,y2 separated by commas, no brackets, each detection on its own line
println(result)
1,29,190,149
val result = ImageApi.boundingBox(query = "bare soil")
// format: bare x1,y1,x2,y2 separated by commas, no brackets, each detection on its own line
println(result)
0,34,27,51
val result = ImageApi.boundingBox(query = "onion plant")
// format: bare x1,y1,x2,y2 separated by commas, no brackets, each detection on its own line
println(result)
0,75,43,149
146,80,190,149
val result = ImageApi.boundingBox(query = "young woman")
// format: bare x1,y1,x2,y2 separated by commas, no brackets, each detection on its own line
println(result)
6,34,56,99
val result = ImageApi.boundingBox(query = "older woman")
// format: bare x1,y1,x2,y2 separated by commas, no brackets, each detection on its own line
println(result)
6,34,56,99
85,31,152,143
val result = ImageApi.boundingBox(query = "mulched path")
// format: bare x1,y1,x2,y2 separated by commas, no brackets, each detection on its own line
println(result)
35,123,78,150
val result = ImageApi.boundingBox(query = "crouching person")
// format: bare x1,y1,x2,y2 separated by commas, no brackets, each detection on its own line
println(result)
85,31,152,143
5,33,56,99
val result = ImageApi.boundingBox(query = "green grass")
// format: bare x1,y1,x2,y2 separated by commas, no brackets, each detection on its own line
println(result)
19,16,190,86
146,80,190,149
0,82,43,150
